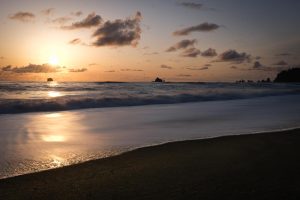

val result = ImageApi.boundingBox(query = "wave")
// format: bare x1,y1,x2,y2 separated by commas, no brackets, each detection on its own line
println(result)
0,91,299,114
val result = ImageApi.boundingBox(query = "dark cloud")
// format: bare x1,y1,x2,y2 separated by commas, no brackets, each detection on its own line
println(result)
217,49,251,63
1,65,12,71
249,61,288,71
9,12,35,22
255,56,262,60
92,12,142,47
104,70,115,73
186,66,209,70
120,68,143,72
42,8,55,15
205,64,212,67
69,38,82,45
52,16,72,25
1,64,60,73
231,66,237,69
181,48,201,57
160,64,173,69
201,48,217,57
166,39,197,52
179,2,203,9
62,13,102,29
253,61,263,69
0,56,4,59
71,11,83,17
69,68,87,72
173,22,220,36
273,60,288,65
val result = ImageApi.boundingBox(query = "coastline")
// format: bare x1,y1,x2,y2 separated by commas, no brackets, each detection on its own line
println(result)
1,128,300,199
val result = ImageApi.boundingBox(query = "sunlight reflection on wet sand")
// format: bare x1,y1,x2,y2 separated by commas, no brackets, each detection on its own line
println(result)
0,110,115,178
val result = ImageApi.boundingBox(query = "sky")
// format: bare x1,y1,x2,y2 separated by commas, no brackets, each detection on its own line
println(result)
0,0,299,82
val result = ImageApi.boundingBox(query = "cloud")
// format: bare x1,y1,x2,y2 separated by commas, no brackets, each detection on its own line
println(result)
205,64,212,67
216,49,251,63
181,48,201,57
201,48,217,57
231,66,237,69
160,64,173,69
120,68,143,72
186,66,209,70
273,60,288,65
1,64,60,73
69,38,82,45
275,53,292,57
52,16,72,25
249,61,288,71
62,12,102,29
178,2,203,9
173,22,220,36
143,52,159,55
0,56,4,59
253,61,263,69
166,39,197,52
9,12,35,22
92,12,142,47
71,11,83,17
178,74,191,77
42,8,55,16
68,68,87,72
104,70,115,72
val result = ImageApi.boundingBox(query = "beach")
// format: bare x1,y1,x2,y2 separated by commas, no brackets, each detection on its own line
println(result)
1,128,300,199
1,0,300,198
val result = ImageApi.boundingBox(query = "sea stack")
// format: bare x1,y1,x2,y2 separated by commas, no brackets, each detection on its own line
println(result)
154,77,164,83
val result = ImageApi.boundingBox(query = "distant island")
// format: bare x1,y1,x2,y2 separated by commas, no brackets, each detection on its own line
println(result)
153,77,165,83
274,68,300,83
47,78,54,82
235,68,300,83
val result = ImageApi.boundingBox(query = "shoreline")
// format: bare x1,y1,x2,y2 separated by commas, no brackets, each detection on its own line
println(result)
1,126,299,181
1,128,300,199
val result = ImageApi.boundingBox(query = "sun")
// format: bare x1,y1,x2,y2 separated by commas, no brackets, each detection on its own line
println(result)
49,55,59,66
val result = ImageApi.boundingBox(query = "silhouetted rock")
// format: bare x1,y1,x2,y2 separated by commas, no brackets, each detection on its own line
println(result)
235,80,245,83
274,68,300,82
154,77,164,82
47,78,54,82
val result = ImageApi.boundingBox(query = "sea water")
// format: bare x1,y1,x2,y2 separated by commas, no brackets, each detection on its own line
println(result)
0,82,299,178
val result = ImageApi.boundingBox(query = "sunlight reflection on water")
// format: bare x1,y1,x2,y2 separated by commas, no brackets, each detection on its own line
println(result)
48,91,62,97
42,135,65,142
47,81,59,87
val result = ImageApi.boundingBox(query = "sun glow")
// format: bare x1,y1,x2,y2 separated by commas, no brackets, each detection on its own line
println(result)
42,135,65,142
49,55,59,66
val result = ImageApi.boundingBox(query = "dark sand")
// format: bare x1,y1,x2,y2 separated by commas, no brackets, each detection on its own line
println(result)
1,129,300,200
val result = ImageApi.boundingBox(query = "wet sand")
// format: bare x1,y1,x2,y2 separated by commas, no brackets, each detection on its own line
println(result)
1,128,300,199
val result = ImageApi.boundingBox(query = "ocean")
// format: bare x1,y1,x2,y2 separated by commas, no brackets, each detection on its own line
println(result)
0,81,300,179
0,81,299,114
